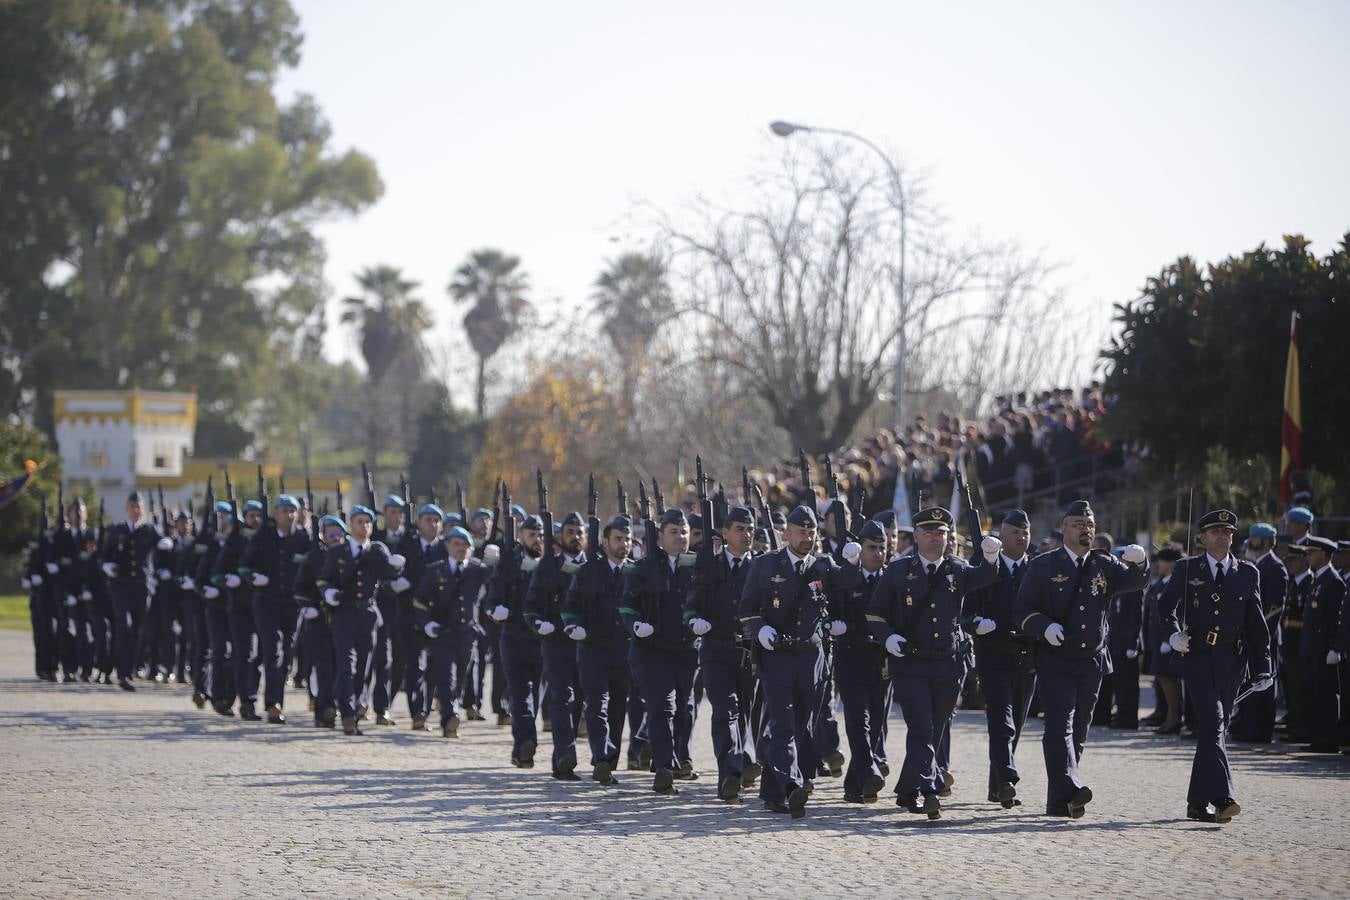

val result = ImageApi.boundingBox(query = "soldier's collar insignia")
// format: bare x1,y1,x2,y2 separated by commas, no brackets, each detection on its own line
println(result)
1051,574,1069,583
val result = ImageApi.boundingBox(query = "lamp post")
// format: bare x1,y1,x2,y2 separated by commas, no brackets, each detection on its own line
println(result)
770,120,908,430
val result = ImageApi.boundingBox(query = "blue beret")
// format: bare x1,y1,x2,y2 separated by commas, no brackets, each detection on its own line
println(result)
383,495,405,510
561,511,584,528
858,520,886,543
1286,506,1313,524
320,515,348,534
214,500,233,514
1062,500,1093,519
446,526,473,544
914,507,953,530
274,494,299,510
687,513,703,531
510,504,526,519
660,508,688,528
1002,508,1030,530
472,507,492,521
604,515,632,534
350,504,376,522
1249,522,1277,540
552,522,562,534
785,505,817,528
1304,535,1336,554
723,506,754,526
1197,509,1238,532
243,500,264,514
418,503,445,519
442,512,464,527
521,515,543,532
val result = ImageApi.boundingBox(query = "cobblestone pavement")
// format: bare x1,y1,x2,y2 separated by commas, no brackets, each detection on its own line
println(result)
0,630,1346,898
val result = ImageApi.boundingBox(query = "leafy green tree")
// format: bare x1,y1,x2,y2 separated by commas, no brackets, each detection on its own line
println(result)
1101,234,1350,507
407,383,486,504
447,249,532,418
0,0,381,445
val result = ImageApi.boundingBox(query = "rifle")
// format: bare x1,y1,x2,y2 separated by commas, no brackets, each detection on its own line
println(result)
497,482,522,602
200,476,215,539
954,466,982,559
37,494,51,572
335,479,346,520
187,499,197,537
586,473,600,562
848,476,866,525
537,470,555,562
485,479,503,550
798,448,815,507
278,472,287,499
400,472,412,537
148,490,160,531
638,477,658,625
57,481,67,532
360,461,377,521
742,466,753,508
825,454,852,560
752,482,779,551
223,468,239,526
695,457,717,585
306,478,320,544
616,479,629,518
651,478,666,518
97,498,106,546
157,484,168,534
257,464,272,530
455,480,468,525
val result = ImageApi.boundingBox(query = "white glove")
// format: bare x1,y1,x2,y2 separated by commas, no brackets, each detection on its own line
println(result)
483,544,500,566
1328,650,1343,666
101,562,117,578
828,619,847,637
180,576,195,591
301,606,320,621
20,577,30,590
842,541,861,564
323,587,340,607
689,617,712,636
1160,641,1172,655
157,537,174,552
975,618,997,636
171,621,182,636
80,590,92,601
31,574,44,586
389,576,411,593
536,621,556,636
46,562,59,574
1251,675,1274,692
758,624,778,650
1125,648,1138,659
491,604,509,622
157,568,172,580
634,621,655,639
981,535,1003,562
885,633,906,657
1121,544,1146,564
224,574,242,588
1044,623,1065,646
424,621,441,638
65,594,77,607
251,573,270,587
566,624,587,641
1169,631,1190,653
388,553,406,570
202,586,220,600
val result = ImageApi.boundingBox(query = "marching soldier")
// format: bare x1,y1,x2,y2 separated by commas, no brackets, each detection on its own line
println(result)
1106,554,1145,729
50,498,88,682
1012,500,1148,818
1230,523,1288,743
212,499,263,720
488,514,546,767
684,505,761,802
387,503,447,730
867,507,1000,818
239,494,311,724
181,506,211,708
371,494,411,726
970,509,1036,807
100,492,163,692
832,518,890,803
317,504,406,735
1299,535,1343,753
622,507,700,795
295,514,348,728
414,526,489,737
1160,509,1273,822
526,510,588,780
1275,544,1311,742
1143,547,1185,734
738,505,847,819
197,502,236,714
563,514,636,786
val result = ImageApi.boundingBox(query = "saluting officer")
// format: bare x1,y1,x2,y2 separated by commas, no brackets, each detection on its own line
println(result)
414,525,489,737
239,494,311,724
969,508,1036,807
738,505,847,819
562,514,636,786
317,504,406,735
1012,500,1148,818
867,506,1000,819
1160,509,1272,822
832,518,890,803
684,505,761,803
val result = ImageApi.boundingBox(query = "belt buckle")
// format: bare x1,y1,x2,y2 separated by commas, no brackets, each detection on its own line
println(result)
1205,630,1218,646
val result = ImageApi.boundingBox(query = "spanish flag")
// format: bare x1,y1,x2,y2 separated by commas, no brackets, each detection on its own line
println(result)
0,459,40,511
1279,312,1301,505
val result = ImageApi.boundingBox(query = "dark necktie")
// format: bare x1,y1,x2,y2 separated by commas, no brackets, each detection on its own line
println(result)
926,563,936,578
1215,562,1225,587
732,558,741,577
795,560,805,577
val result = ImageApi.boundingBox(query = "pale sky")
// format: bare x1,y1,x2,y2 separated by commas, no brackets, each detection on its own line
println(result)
277,0,1349,407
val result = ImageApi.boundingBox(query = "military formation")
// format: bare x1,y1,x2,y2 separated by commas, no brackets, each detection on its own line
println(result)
19,459,1349,825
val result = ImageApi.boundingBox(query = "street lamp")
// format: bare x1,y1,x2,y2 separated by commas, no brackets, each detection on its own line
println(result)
769,119,908,431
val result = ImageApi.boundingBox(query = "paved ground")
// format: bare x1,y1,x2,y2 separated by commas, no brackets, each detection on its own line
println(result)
0,629,1346,898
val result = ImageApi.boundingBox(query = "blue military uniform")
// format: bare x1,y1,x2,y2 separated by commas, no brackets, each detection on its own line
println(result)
867,508,995,816
293,518,342,727
488,518,545,767
238,496,311,720
1106,577,1144,728
831,520,890,803
99,500,161,688
390,509,449,727
1230,528,1288,743
1012,500,1148,816
1298,535,1344,752
737,506,847,817
971,512,1036,805
371,497,412,723
1277,551,1312,741
195,509,235,712
526,512,588,778
414,544,489,735
211,502,262,718
1160,509,1272,818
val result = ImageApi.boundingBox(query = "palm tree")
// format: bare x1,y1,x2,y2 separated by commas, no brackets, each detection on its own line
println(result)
340,265,432,459
447,249,531,418
592,252,674,421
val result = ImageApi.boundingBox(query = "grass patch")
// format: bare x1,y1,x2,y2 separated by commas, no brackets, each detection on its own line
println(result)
0,594,31,631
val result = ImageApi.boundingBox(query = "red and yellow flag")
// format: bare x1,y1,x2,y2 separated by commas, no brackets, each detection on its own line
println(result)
1279,312,1301,505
